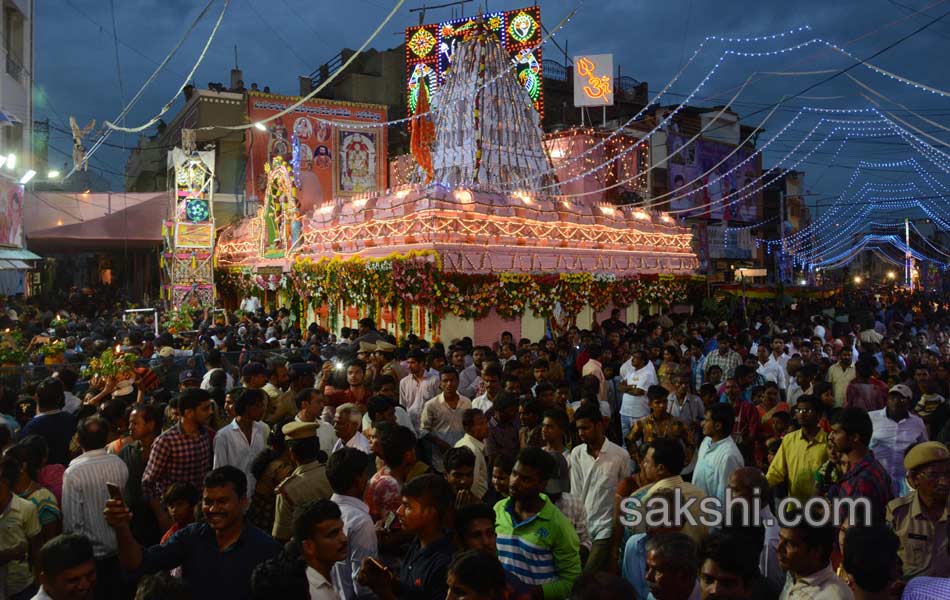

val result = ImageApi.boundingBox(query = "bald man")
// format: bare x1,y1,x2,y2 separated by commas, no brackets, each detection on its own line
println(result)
726,467,784,591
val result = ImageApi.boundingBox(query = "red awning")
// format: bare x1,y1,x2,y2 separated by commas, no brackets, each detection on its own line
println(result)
27,194,166,251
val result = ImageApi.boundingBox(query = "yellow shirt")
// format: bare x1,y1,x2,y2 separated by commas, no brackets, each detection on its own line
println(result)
826,364,855,408
766,428,829,500
0,495,41,595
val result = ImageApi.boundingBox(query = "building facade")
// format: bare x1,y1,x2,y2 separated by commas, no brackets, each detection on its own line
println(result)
0,0,31,171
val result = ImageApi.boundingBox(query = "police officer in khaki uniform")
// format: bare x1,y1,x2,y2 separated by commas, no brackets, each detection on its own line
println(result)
272,421,332,542
886,441,950,578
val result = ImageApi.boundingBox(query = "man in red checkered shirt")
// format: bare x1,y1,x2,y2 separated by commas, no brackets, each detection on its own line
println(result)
142,388,216,531
827,407,894,524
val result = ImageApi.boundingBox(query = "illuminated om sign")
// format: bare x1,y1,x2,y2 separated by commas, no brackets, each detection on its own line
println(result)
576,57,611,102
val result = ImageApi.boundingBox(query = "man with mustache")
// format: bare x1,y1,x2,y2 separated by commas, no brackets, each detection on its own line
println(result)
697,530,764,600
33,534,97,600
104,466,280,600
885,441,950,578
293,499,349,600
776,511,850,600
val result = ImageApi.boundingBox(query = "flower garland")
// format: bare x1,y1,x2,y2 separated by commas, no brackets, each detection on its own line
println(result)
39,339,67,357
82,348,137,380
162,308,194,334
277,252,702,322
0,330,26,365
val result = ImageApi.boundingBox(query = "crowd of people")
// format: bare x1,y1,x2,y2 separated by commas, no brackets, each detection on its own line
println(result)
0,290,948,599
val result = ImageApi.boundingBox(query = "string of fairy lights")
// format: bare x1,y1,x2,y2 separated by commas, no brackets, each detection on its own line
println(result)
54,0,950,275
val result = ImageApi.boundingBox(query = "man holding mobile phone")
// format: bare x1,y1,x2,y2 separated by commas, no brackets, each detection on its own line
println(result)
62,416,128,600
358,474,455,600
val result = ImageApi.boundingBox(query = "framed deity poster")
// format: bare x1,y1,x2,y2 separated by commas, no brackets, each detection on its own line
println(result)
336,130,378,195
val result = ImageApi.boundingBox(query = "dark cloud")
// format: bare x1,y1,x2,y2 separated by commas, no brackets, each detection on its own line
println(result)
37,0,950,208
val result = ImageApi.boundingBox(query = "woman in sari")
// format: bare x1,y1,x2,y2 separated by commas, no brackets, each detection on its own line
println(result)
756,382,790,437
657,345,681,392
755,382,788,468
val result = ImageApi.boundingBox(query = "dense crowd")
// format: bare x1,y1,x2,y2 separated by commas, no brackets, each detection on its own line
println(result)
0,289,948,599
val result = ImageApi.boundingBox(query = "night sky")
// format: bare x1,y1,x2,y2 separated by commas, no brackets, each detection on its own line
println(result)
35,0,950,234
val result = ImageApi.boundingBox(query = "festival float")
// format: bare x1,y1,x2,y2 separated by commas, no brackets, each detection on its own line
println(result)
215,8,699,342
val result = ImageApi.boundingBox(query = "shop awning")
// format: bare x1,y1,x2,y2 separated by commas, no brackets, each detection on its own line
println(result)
27,194,166,251
0,248,41,261
0,259,30,270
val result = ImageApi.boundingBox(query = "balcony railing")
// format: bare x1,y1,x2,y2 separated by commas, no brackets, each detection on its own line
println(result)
542,59,568,82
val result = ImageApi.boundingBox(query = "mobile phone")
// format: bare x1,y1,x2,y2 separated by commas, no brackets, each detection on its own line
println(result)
383,511,396,530
367,557,387,572
106,482,122,501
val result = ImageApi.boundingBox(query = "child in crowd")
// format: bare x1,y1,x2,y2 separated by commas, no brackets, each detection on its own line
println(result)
161,482,200,544
484,454,515,506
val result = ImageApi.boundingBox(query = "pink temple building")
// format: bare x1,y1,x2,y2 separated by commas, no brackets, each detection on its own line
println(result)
216,25,697,342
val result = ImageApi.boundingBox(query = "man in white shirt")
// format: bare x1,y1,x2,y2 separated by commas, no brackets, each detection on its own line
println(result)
569,402,631,574
56,369,82,415
869,385,928,497
213,388,270,495
326,448,376,600
62,416,128,599
459,346,488,400
454,408,489,499
581,345,608,404
471,363,503,413
692,404,744,503
756,345,787,391
239,295,261,313
787,364,817,407
668,375,705,429
293,499,347,600
399,350,441,432
333,404,370,454
294,388,338,454
777,516,852,600
769,336,790,372
200,348,234,392
420,369,471,473
618,350,656,440
826,349,856,408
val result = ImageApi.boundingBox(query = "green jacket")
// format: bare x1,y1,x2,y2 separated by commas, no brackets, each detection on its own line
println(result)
494,494,581,600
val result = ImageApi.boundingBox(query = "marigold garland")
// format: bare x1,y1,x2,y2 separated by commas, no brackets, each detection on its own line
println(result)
273,252,701,321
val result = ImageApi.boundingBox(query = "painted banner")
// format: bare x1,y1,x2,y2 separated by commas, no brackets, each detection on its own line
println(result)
405,5,543,117
245,92,387,210
337,130,378,194
0,179,23,248
667,133,762,222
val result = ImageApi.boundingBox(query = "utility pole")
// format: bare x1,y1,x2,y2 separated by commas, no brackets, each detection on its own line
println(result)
778,190,786,284
905,217,912,289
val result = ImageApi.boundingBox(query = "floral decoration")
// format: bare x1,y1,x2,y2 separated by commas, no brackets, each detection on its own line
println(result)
277,251,701,324
162,308,194,334
82,348,137,380
39,339,67,357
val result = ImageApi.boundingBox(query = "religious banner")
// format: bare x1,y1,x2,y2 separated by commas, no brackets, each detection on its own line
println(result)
245,92,387,213
0,179,23,248
337,130,378,195
667,133,762,222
